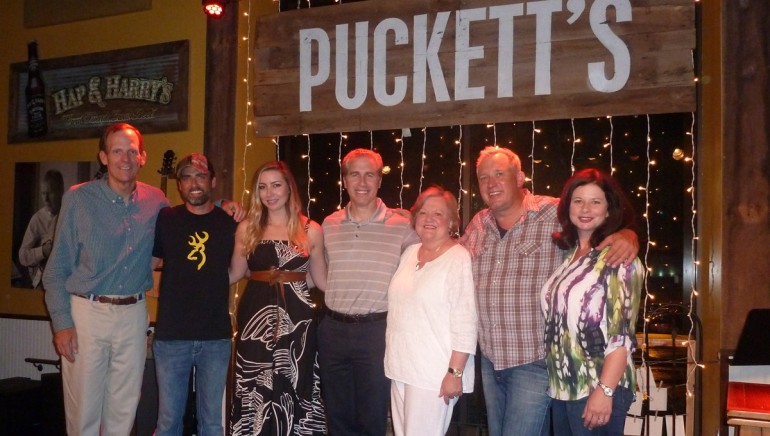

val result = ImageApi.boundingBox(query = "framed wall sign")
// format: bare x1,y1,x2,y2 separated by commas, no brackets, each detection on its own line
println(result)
7,39,189,143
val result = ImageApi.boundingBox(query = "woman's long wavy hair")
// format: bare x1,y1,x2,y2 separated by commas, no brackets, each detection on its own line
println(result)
553,168,637,250
241,161,308,256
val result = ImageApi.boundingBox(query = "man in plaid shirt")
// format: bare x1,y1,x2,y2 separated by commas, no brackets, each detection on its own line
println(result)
460,146,638,436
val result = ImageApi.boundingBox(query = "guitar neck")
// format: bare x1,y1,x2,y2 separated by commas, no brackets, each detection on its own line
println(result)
158,149,176,197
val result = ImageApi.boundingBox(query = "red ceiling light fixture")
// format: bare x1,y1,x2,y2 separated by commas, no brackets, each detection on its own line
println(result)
203,0,230,17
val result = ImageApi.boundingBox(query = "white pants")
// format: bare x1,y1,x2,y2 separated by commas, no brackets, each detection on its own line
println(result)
390,380,458,436
62,295,148,436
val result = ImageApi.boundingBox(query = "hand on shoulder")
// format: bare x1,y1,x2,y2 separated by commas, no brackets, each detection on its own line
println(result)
391,208,412,219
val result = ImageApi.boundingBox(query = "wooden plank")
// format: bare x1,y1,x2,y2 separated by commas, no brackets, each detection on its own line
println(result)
251,0,695,135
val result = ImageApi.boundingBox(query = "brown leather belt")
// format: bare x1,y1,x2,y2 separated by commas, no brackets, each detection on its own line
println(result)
249,268,307,346
250,269,306,284
76,293,144,305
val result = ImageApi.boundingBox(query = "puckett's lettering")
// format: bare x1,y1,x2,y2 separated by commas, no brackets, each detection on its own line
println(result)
51,75,174,115
299,0,632,112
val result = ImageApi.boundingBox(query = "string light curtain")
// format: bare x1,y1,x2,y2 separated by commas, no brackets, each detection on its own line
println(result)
242,0,700,425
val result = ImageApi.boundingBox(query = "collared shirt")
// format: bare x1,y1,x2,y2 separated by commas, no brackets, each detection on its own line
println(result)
460,190,563,370
43,179,169,332
541,247,644,400
322,198,419,315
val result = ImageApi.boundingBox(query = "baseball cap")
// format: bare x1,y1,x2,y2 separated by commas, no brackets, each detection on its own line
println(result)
175,153,212,178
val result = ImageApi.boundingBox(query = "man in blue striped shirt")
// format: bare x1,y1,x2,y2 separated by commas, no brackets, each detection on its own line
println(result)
43,123,169,435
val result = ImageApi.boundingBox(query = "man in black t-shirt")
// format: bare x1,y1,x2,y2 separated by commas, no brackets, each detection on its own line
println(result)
151,154,237,436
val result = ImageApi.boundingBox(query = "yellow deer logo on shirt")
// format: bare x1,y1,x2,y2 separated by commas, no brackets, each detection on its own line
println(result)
187,231,209,270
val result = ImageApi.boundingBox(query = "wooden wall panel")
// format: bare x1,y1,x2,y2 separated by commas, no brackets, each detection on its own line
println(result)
722,1,770,349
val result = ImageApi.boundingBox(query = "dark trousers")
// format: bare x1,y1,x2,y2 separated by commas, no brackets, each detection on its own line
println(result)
317,316,389,436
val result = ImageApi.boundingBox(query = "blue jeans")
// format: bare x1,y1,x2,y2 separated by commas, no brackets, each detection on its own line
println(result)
153,339,231,436
480,355,552,436
317,316,389,436
551,386,634,436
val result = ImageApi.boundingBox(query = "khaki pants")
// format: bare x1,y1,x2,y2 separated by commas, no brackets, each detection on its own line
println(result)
62,295,148,436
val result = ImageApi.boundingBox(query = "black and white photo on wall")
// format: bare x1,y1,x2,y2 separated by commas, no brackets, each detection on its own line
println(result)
11,161,102,290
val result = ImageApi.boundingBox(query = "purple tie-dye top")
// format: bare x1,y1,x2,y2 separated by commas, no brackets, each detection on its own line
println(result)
540,246,644,401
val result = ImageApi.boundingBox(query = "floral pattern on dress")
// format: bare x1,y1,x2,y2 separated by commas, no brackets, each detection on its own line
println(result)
230,240,326,435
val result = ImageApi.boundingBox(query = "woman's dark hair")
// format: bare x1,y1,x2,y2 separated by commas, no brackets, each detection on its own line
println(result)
553,168,637,250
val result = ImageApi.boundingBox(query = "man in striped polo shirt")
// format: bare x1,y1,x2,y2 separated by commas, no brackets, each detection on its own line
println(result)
319,148,420,436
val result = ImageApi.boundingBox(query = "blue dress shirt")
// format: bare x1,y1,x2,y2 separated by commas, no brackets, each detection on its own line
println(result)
43,179,169,332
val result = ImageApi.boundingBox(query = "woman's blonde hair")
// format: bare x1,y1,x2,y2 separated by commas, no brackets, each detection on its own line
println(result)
241,161,307,255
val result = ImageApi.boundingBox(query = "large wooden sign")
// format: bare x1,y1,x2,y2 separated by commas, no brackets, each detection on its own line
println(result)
8,40,189,143
252,0,695,136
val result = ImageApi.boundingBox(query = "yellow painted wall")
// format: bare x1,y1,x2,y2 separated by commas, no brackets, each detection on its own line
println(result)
1,0,278,319
1,1,209,317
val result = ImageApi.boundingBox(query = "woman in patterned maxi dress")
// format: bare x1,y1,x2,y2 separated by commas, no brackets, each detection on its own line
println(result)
229,161,328,435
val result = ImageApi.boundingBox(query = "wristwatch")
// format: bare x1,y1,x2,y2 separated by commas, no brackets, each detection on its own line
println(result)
448,367,463,378
597,381,614,397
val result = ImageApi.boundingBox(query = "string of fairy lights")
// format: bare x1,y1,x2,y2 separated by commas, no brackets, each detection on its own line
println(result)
686,114,702,395
530,121,538,192
338,133,344,209
397,130,405,208
236,0,702,418
570,118,578,174
686,45,703,397
608,116,615,174
456,126,464,214
419,128,427,194
641,115,654,391
238,1,254,209
305,134,313,214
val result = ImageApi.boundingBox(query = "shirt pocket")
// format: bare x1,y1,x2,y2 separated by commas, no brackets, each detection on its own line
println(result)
510,240,543,257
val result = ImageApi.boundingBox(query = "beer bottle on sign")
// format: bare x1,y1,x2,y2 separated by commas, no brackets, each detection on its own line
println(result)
25,40,48,138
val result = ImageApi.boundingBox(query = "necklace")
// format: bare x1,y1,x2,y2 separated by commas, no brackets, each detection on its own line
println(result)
415,240,450,271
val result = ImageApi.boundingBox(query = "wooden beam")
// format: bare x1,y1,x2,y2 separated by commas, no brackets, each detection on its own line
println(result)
204,3,238,200
698,0,723,434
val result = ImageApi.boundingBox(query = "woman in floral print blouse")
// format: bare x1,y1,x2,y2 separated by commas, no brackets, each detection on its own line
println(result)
541,168,644,435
